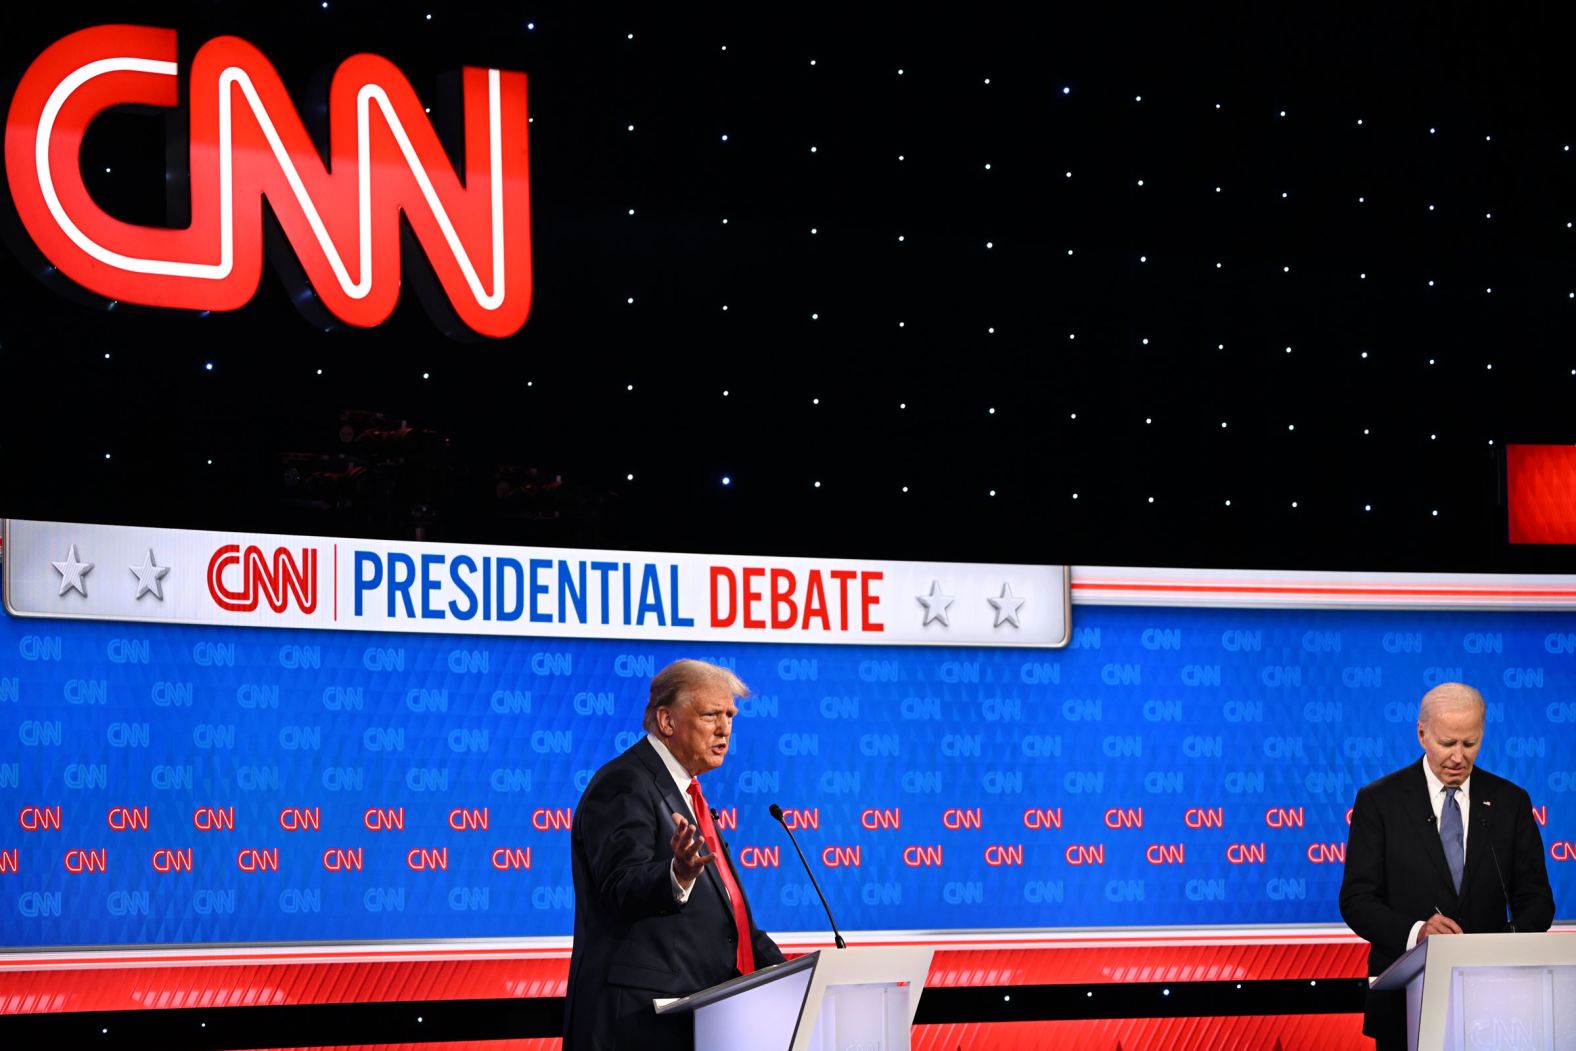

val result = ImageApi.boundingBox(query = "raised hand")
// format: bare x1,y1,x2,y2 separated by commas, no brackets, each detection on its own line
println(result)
670,812,714,885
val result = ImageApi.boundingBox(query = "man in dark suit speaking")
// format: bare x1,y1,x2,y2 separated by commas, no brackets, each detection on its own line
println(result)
563,659,786,1051
1339,682,1555,1050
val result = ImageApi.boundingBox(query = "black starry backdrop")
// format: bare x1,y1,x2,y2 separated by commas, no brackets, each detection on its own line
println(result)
2,2,1574,571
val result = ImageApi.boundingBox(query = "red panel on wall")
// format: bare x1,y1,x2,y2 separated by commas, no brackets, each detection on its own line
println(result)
261,1045,556,1051
1507,443,1576,544
251,1016,1371,1051
922,942,1367,986
0,940,1369,1015
0,943,1376,1051
912,1015,1368,1051
0,957,568,1014
249,1033,1367,1051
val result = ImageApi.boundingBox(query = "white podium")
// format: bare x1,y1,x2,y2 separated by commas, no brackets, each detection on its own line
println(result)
1371,933,1576,1051
655,946,934,1051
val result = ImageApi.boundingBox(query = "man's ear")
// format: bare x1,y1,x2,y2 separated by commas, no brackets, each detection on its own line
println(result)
655,706,672,737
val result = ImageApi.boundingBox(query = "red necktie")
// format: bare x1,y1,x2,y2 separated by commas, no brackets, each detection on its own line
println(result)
687,777,755,975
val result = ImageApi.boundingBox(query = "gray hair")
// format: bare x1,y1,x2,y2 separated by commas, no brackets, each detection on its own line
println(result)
642,659,750,733
1418,682,1485,725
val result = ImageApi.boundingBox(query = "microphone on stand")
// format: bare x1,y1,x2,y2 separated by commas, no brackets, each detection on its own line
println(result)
770,803,846,949
1482,801,1517,933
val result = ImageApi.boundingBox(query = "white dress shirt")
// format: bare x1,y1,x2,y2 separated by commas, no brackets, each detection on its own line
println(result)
647,733,701,902
1406,761,1472,950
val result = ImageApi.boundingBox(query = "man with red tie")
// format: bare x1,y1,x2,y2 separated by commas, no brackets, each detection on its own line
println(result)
564,659,786,1051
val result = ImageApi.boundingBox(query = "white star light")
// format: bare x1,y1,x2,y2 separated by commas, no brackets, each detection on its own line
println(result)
52,544,94,597
129,549,171,601
917,581,955,627
988,583,1025,628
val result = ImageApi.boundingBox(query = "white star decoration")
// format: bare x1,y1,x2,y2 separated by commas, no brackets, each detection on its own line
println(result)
129,549,171,601
917,580,955,626
52,544,94,597
988,582,1026,628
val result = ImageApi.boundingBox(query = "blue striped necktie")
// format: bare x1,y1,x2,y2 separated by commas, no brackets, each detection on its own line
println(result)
1440,787,1464,894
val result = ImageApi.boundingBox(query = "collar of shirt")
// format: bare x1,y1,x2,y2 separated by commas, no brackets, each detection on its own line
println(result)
647,732,698,821
1421,758,1472,848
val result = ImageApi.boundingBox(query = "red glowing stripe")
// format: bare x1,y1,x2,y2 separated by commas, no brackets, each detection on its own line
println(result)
1073,581,1576,598
0,930,1372,970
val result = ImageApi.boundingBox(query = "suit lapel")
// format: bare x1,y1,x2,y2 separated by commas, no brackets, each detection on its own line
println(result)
1404,759,1459,900
1459,776,1498,902
632,739,733,909
633,738,692,823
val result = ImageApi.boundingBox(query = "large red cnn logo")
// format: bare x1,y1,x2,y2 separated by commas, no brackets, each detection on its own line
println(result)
207,545,318,614
4,25,531,337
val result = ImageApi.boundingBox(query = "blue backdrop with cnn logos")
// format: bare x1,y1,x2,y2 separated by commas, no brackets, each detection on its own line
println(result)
1,594,1572,946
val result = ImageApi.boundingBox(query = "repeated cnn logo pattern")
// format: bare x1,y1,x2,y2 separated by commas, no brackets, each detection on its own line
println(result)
4,25,532,337
0,604,1571,946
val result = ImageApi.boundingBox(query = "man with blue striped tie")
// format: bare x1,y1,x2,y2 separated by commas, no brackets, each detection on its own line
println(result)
1339,683,1555,1051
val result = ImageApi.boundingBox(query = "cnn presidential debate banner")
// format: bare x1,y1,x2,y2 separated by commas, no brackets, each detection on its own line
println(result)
0,518,1571,949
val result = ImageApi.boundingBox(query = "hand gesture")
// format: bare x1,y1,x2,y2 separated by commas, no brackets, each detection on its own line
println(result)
670,812,713,885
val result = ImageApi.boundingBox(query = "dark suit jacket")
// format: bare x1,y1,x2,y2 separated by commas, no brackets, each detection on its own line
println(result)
563,738,785,1051
1339,758,1554,1043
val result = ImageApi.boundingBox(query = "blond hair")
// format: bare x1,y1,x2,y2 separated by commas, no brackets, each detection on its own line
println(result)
642,659,749,733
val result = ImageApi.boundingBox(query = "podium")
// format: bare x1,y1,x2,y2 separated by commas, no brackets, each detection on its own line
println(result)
655,946,934,1051
1371,933,1576,1051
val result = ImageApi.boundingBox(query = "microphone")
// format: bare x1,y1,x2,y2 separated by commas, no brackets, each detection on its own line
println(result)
1483,801,1517,933
769,803,846,949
